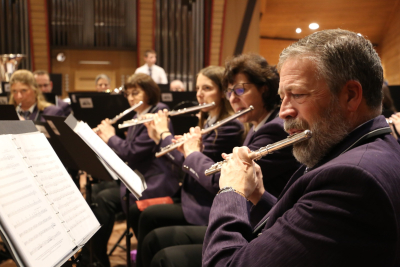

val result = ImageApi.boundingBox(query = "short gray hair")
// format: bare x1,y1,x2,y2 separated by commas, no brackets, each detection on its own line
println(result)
95,74,110,84
277,29,383,110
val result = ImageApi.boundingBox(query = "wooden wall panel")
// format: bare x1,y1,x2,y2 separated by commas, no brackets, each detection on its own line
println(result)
209,0,225,66
221,0,260,63
51,49,137,97
29,0,50,71
137,0,154,66
259,38,296,66
380,2,400,85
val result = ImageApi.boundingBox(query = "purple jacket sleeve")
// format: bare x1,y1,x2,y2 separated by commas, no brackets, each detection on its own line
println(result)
40,105,64,122
57,99,72,116
158,134,185,167
203,165,396,267
249,191,276,227
182,120,244,194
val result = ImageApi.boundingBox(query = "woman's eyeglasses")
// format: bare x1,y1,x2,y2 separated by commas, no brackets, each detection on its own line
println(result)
225,83,253,99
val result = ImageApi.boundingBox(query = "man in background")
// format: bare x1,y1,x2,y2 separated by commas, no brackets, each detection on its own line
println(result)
170,80,185,92
95,74,111,92
135,49,168,84
33,70,71,116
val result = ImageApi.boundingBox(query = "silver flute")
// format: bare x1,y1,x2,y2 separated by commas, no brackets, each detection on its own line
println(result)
94,101,143,133
155,105,254,158
118,102,216,129
204,129,312,176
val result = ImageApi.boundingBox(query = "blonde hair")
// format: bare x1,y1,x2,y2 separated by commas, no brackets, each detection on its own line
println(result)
9,70,53,111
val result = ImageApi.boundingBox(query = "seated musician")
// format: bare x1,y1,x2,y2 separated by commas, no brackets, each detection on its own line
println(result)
202,29,400,266
9,70,64,121
91,73,181,267
131,66,245,267
33,70,72,116
139,56,301,267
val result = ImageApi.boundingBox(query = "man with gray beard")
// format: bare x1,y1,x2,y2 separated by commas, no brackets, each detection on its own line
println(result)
202,29,400,266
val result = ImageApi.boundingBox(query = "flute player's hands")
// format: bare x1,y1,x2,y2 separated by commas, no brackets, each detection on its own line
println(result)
97,119,115,143
180,127,202,158
220,146,265,205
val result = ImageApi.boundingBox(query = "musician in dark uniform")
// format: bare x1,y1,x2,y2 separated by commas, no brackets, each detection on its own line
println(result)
130,66,244,267
203,29,400,267
138,57,301,267
91,73,180,267
9,70,64,121
33,70,72,116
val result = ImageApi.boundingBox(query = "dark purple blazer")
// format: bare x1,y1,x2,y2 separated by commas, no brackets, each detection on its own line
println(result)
29,105,64,122
107,102,180,210
203,116,400,267
186,107,300,204
57,98,72,116
159,118,244,226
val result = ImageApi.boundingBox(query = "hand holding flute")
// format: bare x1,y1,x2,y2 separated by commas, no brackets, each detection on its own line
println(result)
176,127,203,157
155,106,254,157
96,118,116,143
143,109,172,145
93,101,143,133
219,146,265,205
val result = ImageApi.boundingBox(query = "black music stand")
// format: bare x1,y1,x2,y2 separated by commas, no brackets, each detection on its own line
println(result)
43,115,115,266
69,92,131,128
43,92,57,105
0,105,19,120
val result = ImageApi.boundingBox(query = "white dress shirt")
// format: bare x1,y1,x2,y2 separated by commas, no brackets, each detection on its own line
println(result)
135,63,168,84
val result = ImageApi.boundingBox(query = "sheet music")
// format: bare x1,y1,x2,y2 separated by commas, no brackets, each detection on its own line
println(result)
0,135,75,267
12,132,100,245
74,121,144,199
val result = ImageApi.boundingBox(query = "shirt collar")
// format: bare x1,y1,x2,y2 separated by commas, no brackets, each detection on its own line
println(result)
253,110,272,132
206,115,218,127
17,103,36,113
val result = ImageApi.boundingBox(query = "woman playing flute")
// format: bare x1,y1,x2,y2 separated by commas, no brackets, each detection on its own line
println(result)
133,66,245,267
140,54,301,267
90,73,180,267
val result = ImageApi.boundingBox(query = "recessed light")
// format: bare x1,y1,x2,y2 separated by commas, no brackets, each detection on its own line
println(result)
296,28,302,34
309,23,319,30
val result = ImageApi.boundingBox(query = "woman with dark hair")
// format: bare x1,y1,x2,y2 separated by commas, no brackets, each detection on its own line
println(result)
140,54,301,267
9,70,64,121
131,65,245,267
91,73,181,267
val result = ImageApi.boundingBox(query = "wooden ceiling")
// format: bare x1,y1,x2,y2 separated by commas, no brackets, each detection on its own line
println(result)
260,0,400,45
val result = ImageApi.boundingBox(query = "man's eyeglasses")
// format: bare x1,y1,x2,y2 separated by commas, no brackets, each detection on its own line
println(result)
37,83,50,88
225,83,253,99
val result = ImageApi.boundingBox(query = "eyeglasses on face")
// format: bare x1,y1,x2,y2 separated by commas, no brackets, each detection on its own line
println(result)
123,90,140,98
225,83,253,99
37,83,50,88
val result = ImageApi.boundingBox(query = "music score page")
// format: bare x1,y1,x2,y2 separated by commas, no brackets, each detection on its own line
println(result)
0,134,75,267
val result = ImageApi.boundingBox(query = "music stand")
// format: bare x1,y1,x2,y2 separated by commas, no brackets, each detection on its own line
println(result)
0,105,19,120
43,92,57,105
69,92,131,128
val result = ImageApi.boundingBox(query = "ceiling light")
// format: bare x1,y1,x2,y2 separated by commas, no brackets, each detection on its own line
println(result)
296,28,302,33
357,33,362,36
309,23,319,30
